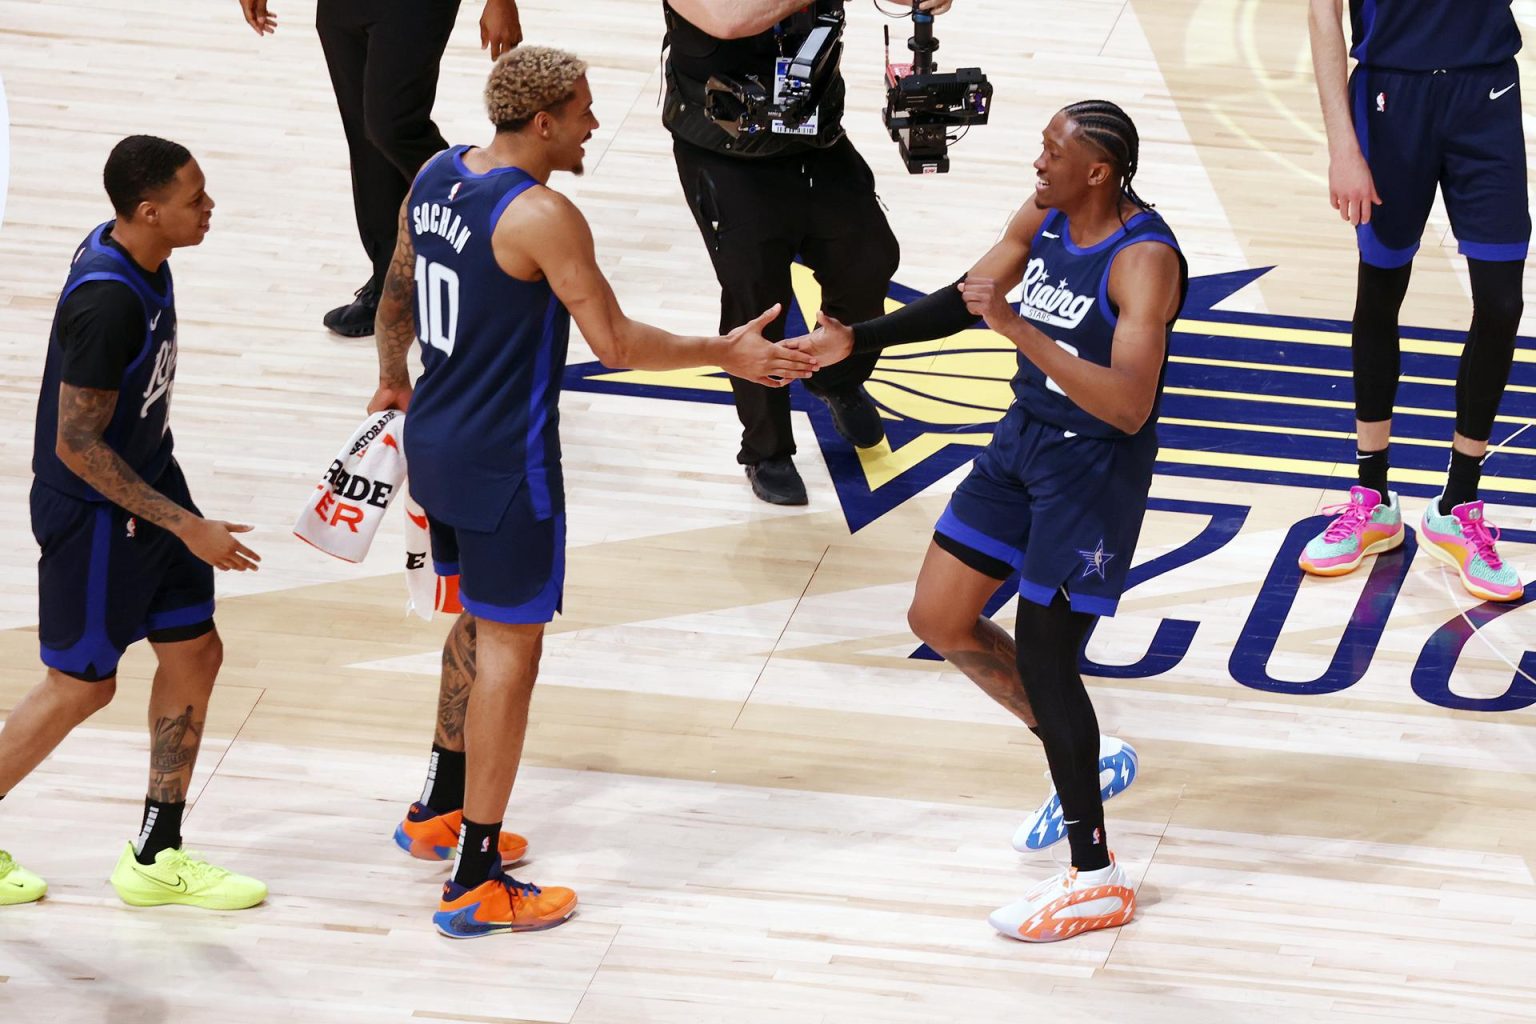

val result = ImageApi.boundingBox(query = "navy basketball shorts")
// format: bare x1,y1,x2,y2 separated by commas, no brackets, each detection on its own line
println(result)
31,459,216,682
1351,58,1530,268
426,482,565,625
934,407,1157,617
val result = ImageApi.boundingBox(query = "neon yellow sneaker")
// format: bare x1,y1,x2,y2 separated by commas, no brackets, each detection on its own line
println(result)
109,842,267,910
0,849,47,905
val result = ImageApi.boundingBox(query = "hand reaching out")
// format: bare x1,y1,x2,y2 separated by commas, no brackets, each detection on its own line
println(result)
481,0,523,60
782,311,855,367
237,0,277,35
719,303,818,387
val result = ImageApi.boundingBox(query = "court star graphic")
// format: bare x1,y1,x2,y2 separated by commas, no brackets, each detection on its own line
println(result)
564,264,1536,532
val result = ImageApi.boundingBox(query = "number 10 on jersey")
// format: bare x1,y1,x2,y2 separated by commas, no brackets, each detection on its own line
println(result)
415,256,460,355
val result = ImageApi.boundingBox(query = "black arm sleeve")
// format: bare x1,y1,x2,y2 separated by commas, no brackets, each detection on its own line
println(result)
58,281,144,390
849,277,980,354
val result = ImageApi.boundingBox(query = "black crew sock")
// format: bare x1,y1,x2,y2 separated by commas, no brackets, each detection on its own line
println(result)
1441,449,1484,514
134,798,185,865
1065,815,1110,872
420,744,467,814
451,818,502,889
1355,448,1389,498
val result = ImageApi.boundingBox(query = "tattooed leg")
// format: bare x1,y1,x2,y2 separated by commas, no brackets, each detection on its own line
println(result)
908,539,1038,728
145,630,222,804
435,613,476,751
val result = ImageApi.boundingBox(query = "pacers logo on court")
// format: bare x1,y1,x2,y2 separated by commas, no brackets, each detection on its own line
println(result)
564,264,1536,531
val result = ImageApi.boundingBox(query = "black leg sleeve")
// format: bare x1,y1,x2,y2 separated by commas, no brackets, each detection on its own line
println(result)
1351,259,1414,424
1015,591,1107,871
1455,258,1524,442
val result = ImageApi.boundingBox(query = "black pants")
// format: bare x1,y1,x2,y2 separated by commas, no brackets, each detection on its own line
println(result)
316,0,461,286
673,137,900,464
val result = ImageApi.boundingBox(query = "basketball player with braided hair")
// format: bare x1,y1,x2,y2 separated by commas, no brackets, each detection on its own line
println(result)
787,101,1186,941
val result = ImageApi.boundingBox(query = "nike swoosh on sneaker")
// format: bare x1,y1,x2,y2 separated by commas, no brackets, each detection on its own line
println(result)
132,867,188,892
1491,84,1516,100
448,909,497,935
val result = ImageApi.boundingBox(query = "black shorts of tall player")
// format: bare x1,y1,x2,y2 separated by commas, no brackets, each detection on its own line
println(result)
0,137,265,911
235,0,524,337
787,101,1186,943
1302,0,1526,601
662,1,958,505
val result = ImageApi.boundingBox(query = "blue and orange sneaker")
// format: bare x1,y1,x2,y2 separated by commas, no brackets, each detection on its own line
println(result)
1299,486,1403,576
434,873,577,938
1419,497,1524,602
1013,736,1138,852
394,804,529,864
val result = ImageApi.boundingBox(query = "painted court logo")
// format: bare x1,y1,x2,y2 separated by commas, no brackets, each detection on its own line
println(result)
563,264,1536,532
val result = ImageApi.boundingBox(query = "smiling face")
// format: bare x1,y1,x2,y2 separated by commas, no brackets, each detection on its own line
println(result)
139,158,215,248
1031,110,1113,211
540,75,599,177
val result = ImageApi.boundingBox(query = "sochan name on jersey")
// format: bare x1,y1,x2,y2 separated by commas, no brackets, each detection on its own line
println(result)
413,202,471,254
1018,257,1095,329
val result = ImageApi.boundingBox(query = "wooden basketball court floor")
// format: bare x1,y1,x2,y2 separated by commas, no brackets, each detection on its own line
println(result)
2,1,1535,1021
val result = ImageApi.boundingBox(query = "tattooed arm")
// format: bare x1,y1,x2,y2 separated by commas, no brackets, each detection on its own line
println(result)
55,384,260,571
369,198,418,413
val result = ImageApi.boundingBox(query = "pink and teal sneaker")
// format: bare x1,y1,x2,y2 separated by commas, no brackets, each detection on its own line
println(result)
1418,498,1524,602
1299,486,1404,576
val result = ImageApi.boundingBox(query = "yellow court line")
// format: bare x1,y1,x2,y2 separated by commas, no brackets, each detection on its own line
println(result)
1164,385,1536,426
1169,355,1536,395
1157,416,1536,458
1158,448,1536,495
1178,318,1536,364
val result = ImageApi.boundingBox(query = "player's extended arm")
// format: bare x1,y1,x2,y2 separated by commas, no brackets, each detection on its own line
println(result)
787,199,1044,364
55,385,259,570
966,241,1180,435
371,199,418,413
1308,0,1379,225
517,190,818,385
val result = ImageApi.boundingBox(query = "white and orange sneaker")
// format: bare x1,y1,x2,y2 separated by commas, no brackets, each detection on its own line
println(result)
1299,486,1403,576
1419,497,1524,602
989,855,1135,942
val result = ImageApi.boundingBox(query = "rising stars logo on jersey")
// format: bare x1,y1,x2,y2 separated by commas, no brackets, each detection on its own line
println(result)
1078,539,1115,581
562,264,1536,532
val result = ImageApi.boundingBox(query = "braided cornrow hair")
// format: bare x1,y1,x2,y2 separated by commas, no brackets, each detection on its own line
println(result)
1060,100,1151,220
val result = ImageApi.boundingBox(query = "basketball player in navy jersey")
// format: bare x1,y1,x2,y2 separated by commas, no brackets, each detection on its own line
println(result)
1301,1,1526,601
788,101,1185,941
0,136,267,911
370,46,818,937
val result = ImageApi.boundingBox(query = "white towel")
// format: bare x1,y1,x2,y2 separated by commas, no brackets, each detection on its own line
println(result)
404,492,463,620
294,410,409,563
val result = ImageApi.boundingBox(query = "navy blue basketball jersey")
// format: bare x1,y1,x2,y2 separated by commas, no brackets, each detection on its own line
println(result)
403,147,572,532
1349,0,1520,71
33,223,178,501
1011,207,1186,439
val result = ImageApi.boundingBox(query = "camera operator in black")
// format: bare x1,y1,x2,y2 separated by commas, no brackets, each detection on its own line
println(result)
664,0,955,505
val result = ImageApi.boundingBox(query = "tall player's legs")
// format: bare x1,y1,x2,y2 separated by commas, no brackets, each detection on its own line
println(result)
1299,258,1412,577
108,629,267,909
906,540,1137,853
1419,257,1525,600
396,614,530,863
434,618,575,937
988,594,1135,942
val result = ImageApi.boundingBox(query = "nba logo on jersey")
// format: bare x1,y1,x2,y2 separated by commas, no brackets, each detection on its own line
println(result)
125,517,137,539
1376,91,1387,112
448,182,462,201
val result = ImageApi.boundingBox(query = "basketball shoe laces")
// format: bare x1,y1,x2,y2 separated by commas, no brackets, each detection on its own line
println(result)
1461,515,1506,570
163,849,232,885
496,873,542,901
1320,498,1374,543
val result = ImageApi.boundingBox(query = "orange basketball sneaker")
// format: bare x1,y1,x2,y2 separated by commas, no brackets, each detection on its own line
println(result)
394,803,529,863
988,854,1136,942
434,873,577,938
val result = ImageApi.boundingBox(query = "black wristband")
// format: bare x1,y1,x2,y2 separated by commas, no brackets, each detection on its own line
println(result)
850,277,979,354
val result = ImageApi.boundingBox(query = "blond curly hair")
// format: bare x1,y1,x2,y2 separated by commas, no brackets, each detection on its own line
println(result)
485,46,589,131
